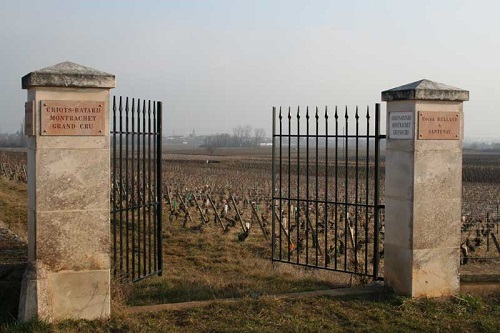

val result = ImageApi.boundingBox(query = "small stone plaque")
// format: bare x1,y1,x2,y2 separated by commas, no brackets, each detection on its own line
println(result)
40,100,105,136
418,111,460,140
24,101,35,136
389,111,413,139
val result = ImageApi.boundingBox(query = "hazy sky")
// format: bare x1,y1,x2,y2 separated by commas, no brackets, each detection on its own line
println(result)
0,0,499,138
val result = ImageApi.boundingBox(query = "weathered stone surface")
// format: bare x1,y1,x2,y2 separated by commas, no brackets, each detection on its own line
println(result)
413,197,461,249
415,100,464,117
49,270,110,320
384,197,412,249
382,79,469,101
18,261,52,322
412,144,462,250
36,136,110,149
385,246,460,297
384,244,413,296
20,64,113,321
36,149,109,211
412,247,459,297
22,62,115,89
383,86,465,298
385,135,414,251
414,148,461,189
36,210,110,271
386,137,415,152
384,149,414,201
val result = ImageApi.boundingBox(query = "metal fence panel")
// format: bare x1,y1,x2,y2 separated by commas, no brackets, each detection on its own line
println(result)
111,96,163,282
272,104,385,279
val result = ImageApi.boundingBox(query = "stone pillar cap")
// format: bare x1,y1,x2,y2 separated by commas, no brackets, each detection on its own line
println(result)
22,61,115,89
382,79,469,102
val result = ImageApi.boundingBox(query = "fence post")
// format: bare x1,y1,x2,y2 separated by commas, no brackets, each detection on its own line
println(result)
382,80,468,297
18,62,115,321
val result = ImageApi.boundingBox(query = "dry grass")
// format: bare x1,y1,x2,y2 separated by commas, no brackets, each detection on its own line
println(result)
3,292,499,332
1,148,499,331
122,218,355,306
0,177,27,242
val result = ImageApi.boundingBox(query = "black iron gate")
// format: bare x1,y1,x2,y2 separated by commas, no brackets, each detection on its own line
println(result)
111,96,163,282
271,104,385,279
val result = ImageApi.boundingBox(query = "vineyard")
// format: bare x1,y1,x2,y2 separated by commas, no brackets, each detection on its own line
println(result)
1,147,499,269
461,153,500,263
161,149,500,268
0,149,27,183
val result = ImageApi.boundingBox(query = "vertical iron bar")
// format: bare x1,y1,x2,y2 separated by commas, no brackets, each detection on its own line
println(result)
125,97,130,278
315,107,319,266
487,229,490,252
136,100,141,278
365,106,370,274
271,107,276,263
152,102,157,272
344,107,348,271
373,103,381,279
354,106,359,273
324,106,329,267
334,107,339,269
306,107,310,265
119,97,124,276
147,101,152,274
152,103,157,272
296,107,300,264
131,99,136,280
157,101,163,276
279,108,283,260
112,96,117,278
287,108,292,262
142,100,147,277
497,204,500,234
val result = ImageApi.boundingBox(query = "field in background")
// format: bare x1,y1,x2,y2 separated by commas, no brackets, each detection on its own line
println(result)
1,145,499,270
161,145,500,266
0,146,499,331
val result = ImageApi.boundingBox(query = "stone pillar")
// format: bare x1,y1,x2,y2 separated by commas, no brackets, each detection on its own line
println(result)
382,80,469,297
18,62,115,321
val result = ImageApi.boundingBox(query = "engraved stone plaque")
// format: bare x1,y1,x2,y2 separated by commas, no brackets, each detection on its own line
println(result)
418,111,460,140
389,111,413,139
40,100,105,136
24,101,35,136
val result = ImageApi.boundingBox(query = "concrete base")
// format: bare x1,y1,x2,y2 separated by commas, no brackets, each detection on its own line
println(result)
49,269,110,320
18,261,52,321
385,245,460,297
18,262,110,321
460,264,500,296
460,282,500,296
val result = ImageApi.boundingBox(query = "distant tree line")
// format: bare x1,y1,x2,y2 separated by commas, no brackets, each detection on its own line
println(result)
0,122,27,148
463,141,500,152
202,125,266,154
